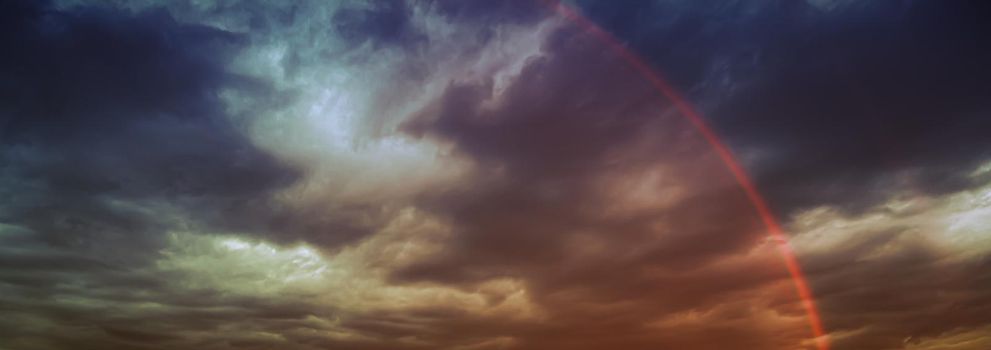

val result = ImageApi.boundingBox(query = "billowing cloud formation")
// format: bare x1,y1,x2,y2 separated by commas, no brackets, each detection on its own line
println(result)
1,1,989,350
578,0,991,213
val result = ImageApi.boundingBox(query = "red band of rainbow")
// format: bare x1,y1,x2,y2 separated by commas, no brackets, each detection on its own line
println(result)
543,2,830,349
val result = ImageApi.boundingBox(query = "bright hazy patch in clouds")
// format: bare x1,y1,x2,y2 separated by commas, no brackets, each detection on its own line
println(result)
793,177,991,259
159,227,542,320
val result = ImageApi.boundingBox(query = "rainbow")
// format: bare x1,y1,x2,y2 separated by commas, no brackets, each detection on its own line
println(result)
545,1,830,349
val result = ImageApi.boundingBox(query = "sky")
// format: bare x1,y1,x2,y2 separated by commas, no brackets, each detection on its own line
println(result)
1,0,990,349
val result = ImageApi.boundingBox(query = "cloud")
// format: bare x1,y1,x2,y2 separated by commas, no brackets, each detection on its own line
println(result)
2,1,989,349
393,21,814,349
0,0,305,270
574,0,991,214
333,0,422,49
790,177,991,349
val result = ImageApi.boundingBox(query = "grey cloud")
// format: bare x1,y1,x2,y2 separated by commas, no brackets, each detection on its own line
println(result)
0,2,310,348
3,1,990,349
333,0,422,50
800,227,991,349
394,22,799,349
575,0,991,214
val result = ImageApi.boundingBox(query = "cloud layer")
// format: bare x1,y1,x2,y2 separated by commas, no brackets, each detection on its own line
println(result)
1,1,989,349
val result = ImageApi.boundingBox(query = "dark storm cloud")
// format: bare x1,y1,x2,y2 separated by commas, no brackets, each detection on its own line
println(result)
0,0,400,254
405,27,663,178
397,23,797,349
0,0,298,251
575,0,991,213
570,1,991,348
395,3,991,348
333,0,422,49
401,25,698,275
4,0,989,349
427,0,547,25
0,1,307,347
419,0,550,49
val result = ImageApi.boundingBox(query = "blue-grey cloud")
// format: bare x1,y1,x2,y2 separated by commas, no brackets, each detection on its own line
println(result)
576,0,991,213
